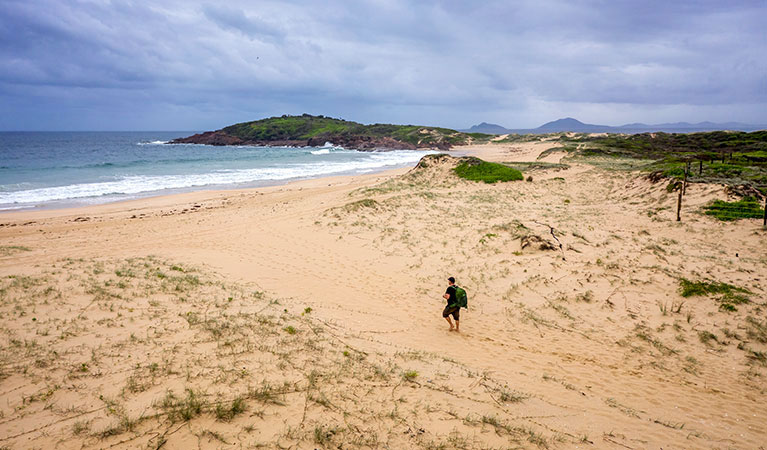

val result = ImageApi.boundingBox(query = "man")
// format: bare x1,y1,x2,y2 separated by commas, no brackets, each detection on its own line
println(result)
442,277,460,332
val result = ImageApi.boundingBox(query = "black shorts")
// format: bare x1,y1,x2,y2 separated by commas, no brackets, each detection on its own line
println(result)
442,305,460,320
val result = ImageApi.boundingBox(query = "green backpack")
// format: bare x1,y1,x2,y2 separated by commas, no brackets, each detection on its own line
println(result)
454,285,468,309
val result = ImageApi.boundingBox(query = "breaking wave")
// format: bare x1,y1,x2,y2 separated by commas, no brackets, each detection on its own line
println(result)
0,150,433,206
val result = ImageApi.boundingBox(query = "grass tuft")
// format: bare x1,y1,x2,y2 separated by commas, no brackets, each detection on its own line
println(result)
402,370,419,381
698,330,719,346
157,389,204,423
745,316,767,344
248,382,285,405
214,396,246,421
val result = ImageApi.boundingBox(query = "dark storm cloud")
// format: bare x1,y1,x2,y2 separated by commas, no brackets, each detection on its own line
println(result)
0,0,765,130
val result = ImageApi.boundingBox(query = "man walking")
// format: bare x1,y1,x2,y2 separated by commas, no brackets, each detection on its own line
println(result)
442,277,460,332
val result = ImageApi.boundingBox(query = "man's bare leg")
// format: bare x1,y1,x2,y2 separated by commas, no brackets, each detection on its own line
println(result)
455,320,460,332
445,316,454,330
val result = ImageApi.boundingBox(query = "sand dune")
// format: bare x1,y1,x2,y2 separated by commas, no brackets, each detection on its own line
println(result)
1,142,765,449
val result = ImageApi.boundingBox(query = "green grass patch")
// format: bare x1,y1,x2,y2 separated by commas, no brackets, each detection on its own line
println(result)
703,196,764,221
679,278,750,303
454,160,523,183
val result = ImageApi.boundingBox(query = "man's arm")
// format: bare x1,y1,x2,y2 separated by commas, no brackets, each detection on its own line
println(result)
443,293,450,300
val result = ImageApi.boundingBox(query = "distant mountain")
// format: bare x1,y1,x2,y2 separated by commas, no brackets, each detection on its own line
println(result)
463,118,765,135
535,117,608,132
463,122,511,134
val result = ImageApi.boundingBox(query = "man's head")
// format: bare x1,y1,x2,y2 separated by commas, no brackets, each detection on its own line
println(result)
448,276,455,285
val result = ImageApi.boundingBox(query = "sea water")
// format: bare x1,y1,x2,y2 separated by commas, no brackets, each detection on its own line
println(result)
0,132,434,211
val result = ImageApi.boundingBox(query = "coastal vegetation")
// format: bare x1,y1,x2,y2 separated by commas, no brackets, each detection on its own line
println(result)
454,159,524,183
174,114,494,149
541,130,767,221
556,131,767,192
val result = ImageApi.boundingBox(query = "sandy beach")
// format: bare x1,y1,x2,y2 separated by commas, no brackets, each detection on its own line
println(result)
1,140,765,449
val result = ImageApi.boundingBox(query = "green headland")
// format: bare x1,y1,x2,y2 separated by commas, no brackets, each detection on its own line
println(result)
172,114,493,150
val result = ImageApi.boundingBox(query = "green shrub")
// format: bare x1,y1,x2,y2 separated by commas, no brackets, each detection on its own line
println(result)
454,160,523,183
662,166,687,179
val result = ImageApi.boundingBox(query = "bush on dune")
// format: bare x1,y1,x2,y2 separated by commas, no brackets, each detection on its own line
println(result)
453,160,524,183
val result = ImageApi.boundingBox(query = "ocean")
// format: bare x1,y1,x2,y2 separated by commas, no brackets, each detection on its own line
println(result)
0,132,434,211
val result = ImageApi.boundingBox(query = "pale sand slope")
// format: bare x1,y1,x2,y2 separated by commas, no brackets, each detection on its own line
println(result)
0,142,765,449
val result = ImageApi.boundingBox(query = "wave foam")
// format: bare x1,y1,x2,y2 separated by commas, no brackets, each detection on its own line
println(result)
0,150,434,205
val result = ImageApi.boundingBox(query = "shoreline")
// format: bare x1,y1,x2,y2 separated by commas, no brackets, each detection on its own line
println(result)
0,166,413,221
0,145,437,216
0,138,559,219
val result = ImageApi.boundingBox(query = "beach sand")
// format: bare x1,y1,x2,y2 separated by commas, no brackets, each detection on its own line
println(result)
1,140,765,449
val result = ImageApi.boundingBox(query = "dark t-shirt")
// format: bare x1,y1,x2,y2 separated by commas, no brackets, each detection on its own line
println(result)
445,285,457,306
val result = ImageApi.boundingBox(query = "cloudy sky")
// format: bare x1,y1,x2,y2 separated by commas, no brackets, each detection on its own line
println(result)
1,0,765,131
